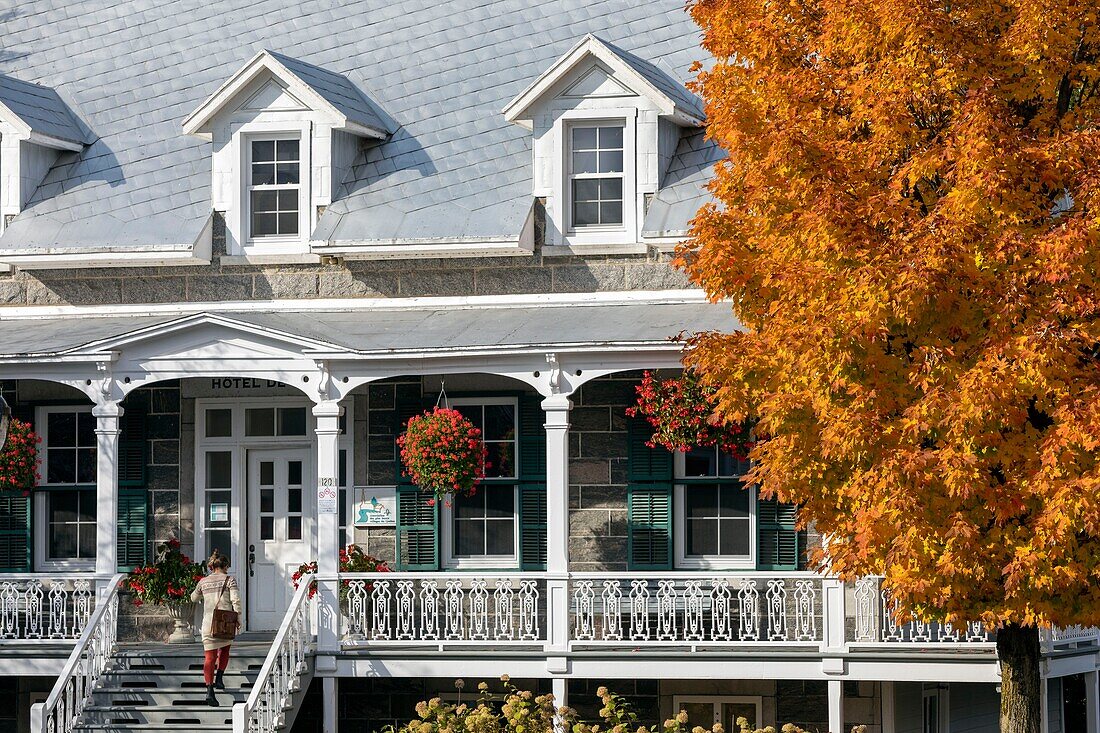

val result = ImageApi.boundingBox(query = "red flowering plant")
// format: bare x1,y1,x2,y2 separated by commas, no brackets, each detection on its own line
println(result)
0,418,41,493
398,406,487,498
292,544,389,601
127,539,205,607
626,370,757,459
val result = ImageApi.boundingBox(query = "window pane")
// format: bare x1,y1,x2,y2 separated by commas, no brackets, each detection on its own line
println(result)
572,127,597,149
277,213,299,235
687,518,718,556
484,487,514,517
50,523,77,558
278,407,307,436
684,446,717,477
485,442,514,477
76,448,96,484
277,189,298,211
286,512,303,537
78,491,96,521
287,460,303,486
252,211,277,237
598,150,623,173
207,451,233,489
599,201,623,225
598,126,623,148
573,201,599,227
718,484,750,517
601,177,623,200
260,488,274,513
277,139,299,161
206,409,233,438
573,179,599,202
259,461,274,486
251,163,276,186
453,493,482,520
252,140,275,162
77,412,96,447
246,408,275,436
685,485,718,518
482,405,515,441
276,162,299,185
78,523,96,558
718,451,749,477
288,488,302,514
48,412,76,448
453,405,483,430
719,518,750,556
455,521,485,556
252,190,278,211
485,520,514,555
260,516,274,541
51,490,79,523
47,449,75,484
572,151,598,174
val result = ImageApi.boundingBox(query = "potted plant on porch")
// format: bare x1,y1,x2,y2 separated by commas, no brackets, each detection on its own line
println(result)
127,539,206,643
0,417,40,490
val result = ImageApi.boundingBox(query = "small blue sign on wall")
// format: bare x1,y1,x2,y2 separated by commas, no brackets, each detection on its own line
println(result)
354,486,396,527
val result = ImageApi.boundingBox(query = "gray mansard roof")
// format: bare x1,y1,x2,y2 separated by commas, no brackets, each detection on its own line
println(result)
0,0,717,256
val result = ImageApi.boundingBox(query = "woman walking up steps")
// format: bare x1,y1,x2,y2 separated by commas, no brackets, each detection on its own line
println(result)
190,549,242,706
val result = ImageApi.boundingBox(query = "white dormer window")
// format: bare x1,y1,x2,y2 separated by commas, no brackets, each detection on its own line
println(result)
184,51,390,261
248,137,302,241
569,124,624,229
503,35,704,254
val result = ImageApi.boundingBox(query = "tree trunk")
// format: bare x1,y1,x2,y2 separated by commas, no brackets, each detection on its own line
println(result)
997,623,1042,733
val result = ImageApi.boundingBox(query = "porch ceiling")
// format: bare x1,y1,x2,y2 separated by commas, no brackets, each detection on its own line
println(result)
0,299,738,360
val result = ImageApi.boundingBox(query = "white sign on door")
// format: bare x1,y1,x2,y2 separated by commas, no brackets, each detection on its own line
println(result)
317,477,339,514
354,486,397,527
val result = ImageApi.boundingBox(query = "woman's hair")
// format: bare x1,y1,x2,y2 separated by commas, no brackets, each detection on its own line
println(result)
207,548,230,571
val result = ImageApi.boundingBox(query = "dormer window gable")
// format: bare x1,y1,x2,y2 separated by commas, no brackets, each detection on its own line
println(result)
0,75,89,233
183,50,392,258
503,35,704,253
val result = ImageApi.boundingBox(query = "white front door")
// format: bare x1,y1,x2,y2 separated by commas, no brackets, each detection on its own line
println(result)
246,447,313,630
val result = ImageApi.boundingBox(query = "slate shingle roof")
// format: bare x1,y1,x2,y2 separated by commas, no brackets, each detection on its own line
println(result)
0,74,88,146
0,0,719,254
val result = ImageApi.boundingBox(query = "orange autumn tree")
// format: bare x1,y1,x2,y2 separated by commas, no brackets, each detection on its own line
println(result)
680,1,1100,731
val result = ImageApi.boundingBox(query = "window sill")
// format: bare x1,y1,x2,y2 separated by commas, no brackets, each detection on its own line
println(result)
674,559,756,571
441,559,521,571
221,252,321,266
541,242,648,257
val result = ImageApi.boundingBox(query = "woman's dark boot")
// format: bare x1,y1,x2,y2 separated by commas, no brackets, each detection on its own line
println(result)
206,685,219,707
214,670,225,690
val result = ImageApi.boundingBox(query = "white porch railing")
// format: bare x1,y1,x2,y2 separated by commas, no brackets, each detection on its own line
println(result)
29,573,124,733
341,573,546,645
233,572,315,733
848,576,992,644
0,574,105,641
570,573,824,644
1042,624,1100,650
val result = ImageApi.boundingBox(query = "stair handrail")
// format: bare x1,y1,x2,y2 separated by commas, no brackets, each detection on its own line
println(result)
29,573,125,733
233,572,315,733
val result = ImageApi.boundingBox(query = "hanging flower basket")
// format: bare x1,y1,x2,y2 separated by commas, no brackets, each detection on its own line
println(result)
626,370,757,459
0,418,40,492
398,406,487,498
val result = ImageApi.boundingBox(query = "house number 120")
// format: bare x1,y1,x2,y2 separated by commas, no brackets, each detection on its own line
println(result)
318,477,338,513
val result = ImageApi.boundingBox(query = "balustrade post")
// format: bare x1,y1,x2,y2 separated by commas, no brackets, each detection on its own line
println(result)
821,578,846,652
314,400,343,668
543,394,571,663
94,401,123,580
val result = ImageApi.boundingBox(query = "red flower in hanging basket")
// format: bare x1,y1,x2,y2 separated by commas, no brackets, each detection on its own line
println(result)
398,406,487,498
0,419,40,492
626,370,758,459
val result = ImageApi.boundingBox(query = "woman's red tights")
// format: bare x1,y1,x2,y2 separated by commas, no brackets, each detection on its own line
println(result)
203,646,230,685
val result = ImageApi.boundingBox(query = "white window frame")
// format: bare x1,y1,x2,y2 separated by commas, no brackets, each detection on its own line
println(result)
441,396,520,569
226,119,313,256
673,449,756,570
34,405,97,571
245,133,304,244
567,123,626,231
672,695,763,731
923,685,950,733
552,108,638,248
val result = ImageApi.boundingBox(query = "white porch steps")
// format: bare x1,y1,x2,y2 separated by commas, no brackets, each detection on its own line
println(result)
71,639,311,732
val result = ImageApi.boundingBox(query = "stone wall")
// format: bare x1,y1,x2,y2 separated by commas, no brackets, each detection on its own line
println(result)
0,213,690,307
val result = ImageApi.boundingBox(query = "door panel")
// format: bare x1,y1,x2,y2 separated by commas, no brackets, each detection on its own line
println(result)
247,448,312,630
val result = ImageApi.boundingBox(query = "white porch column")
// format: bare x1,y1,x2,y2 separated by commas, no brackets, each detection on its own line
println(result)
323,676,339,733
94,401,123,578
543,394,572,664
880,681,895,733
828,679,844,733
552,678,568,733
1087,670,1099,733
314,400,343,664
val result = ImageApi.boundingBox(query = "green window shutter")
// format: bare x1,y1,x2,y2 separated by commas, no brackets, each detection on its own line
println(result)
626,417,673,569
627,418,673,483
757,496,801,570
517,395,546,482
518,484,547,570
627,484,672,570
395,485,438,570
0,491,31,572
117,487,149,571
118,409,146,487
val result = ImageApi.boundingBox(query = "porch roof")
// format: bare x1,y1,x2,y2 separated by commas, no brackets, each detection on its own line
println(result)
0,297,737,360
